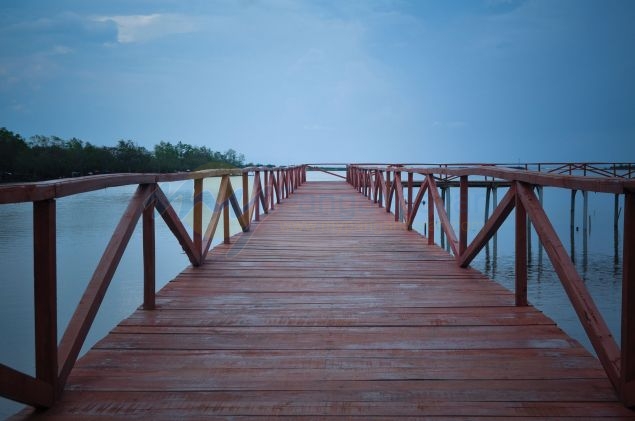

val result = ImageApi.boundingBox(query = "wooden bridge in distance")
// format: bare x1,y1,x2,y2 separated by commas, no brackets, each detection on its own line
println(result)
2,163,635,419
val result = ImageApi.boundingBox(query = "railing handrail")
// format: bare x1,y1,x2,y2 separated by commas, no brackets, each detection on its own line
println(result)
347,163,635,407
0,167,313,204
349,164,635,193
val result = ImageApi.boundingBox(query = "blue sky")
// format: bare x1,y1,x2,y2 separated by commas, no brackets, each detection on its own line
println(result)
1,0,633,165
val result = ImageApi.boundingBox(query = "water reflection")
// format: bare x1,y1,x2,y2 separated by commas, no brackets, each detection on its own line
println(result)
472,188,624,356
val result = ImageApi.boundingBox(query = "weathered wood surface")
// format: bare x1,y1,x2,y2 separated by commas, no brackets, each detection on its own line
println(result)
12,181,635,419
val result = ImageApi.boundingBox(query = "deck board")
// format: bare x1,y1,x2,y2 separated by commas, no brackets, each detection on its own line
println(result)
12,181,635,419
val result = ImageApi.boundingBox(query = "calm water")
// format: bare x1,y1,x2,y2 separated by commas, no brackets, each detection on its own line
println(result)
0,172,625,418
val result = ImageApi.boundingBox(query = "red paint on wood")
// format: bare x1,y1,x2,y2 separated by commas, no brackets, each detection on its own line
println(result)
143,195,156,310
621,190,635,406
458,186,515,268
516,182,621,393
33,199,58,404
515,183,528,306
459,176,468,255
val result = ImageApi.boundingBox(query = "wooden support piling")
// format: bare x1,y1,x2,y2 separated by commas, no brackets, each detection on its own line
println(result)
571,189,577,260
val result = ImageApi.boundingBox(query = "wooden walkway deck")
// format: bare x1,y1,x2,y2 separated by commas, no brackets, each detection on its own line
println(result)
13,181,635,419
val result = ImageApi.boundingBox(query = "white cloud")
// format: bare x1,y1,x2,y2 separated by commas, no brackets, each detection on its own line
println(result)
50,45,73,55
95,14,202,44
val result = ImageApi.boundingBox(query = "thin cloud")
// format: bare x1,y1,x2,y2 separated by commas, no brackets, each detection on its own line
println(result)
95,14,203,44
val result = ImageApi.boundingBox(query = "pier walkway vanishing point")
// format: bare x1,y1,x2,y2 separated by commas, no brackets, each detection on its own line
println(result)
3,163,635,419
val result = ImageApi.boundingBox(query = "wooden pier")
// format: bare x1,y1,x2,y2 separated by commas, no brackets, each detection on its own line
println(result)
10,180,635,419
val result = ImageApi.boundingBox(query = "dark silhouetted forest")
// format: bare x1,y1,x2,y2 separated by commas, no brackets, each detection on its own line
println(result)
0,127,250,182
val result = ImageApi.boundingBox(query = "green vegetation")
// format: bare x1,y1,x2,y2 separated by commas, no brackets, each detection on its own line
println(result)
0,127,248,182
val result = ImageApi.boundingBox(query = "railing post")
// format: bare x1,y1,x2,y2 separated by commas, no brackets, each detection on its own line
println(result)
269,170,275,211
193,178,203,263
377,170,384,208
290,167,295,194
33,199,58,403
427,176,435,245
223,200,230,244
275,169,281,204
621,189,635,406
143,193,156,310
408,172,413,221
515,183,528,306
459,175,468,255
254,170,261,222
385,170,391,211
394,171,401,222
242,172,250,231
263,171,270,213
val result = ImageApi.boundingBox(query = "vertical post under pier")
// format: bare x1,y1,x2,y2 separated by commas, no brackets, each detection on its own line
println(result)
484,186,491,225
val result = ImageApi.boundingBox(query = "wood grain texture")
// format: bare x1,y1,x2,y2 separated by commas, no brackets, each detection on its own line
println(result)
11,181,634,419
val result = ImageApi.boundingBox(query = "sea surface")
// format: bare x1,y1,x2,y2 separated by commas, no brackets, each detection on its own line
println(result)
0,171,625,418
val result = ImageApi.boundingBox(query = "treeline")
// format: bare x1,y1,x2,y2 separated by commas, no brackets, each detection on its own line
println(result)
0,127,249,182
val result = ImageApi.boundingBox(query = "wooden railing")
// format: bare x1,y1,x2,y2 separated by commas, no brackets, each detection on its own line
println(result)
348,164,635,407
0,165,307,408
